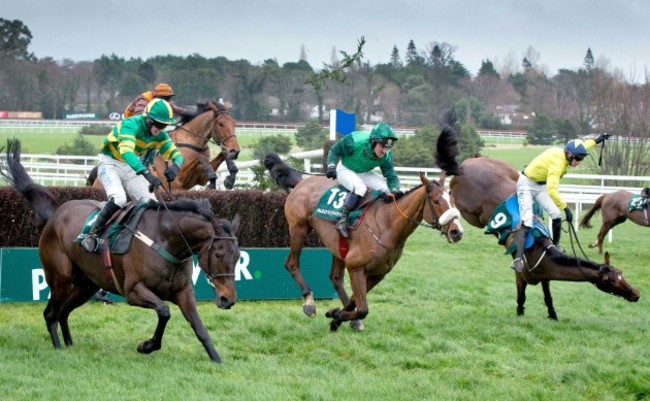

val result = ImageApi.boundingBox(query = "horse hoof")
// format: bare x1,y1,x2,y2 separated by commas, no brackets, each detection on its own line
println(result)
137,340,160,354
325,308,340,318
350,319,364,331
302,304,316,318
329,320,342,332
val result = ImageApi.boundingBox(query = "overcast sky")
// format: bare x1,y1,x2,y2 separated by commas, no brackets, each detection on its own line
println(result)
5,0,650,80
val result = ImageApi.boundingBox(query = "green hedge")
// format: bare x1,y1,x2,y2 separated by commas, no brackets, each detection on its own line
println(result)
0,187,322,248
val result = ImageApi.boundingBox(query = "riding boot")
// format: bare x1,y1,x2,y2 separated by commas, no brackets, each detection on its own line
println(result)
511,226,530,273
551,218,562,246
335,193,360,238
80,199,122,252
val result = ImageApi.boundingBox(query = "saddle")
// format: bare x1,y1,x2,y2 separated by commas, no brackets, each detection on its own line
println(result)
74,200,150,254
313,185,384,228
485,194,550,255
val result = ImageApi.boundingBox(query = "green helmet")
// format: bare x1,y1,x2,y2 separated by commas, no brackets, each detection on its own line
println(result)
143,98,176,125
369,123,398,147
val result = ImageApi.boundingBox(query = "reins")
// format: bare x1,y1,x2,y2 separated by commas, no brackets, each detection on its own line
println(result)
175,109,235,152
389,185,452,231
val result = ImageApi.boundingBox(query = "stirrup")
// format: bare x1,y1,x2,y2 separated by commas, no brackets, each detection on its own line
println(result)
80,234,98,252
511,257,525,273
335,219,350,238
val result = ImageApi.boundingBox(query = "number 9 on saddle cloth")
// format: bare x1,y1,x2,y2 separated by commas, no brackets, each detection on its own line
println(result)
485,194,550,255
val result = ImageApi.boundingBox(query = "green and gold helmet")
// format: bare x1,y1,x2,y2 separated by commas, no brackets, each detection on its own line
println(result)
369,123,398,147
143,98,176,125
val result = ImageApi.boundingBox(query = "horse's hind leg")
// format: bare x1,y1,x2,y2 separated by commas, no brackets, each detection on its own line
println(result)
541,280,557,320
285,223,316,317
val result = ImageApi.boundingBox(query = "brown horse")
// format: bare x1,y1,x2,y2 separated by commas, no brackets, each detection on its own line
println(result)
90,99,240,190
2,139,241,363
579,190,650,254
435,132,640,319
265,153,464,331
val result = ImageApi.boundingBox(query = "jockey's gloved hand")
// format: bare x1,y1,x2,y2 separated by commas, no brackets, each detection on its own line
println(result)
564,207,573,223
164,164,180,182
390,189,404,199
326,165,337,179
595,133,611,144
141,170,162,192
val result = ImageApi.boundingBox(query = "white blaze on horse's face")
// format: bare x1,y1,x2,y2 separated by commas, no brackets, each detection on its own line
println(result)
438,189,464,240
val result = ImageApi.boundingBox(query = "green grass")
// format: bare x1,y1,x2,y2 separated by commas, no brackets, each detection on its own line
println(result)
1,215,649,401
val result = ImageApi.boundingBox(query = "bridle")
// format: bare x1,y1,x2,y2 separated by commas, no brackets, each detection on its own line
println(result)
203,234,239,282
389,184,460,235
175,108,236,154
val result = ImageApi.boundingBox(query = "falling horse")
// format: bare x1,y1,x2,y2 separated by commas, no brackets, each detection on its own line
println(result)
2,139,241,363
435,130,639,319
579,190,650,254
89,99,240,190
265,152,464,331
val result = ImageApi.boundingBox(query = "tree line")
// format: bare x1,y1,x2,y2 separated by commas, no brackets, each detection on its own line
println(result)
1,18,649,176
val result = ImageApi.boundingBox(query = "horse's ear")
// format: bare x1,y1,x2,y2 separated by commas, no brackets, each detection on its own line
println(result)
224,100,232,110
231,213,241,234
438,171,446,187
604,251,610,265
419,172,431,186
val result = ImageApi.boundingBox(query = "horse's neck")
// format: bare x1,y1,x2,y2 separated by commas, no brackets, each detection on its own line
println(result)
177,113,211,147
157,213,213,253
533,252,602,282
380,187,426,235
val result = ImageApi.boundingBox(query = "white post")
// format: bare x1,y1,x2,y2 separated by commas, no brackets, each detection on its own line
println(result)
329,109,337,141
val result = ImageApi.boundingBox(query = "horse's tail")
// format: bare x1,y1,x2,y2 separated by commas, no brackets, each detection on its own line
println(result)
86,165,98,186
579,193,605,229
0,139,58,230
263,152,303,192
434,109,461,176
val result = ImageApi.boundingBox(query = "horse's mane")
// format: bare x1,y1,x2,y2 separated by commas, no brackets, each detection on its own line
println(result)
177,99,226,125
434,109,461,176
403,184,423,196
544,242,603,270
145,198,213,221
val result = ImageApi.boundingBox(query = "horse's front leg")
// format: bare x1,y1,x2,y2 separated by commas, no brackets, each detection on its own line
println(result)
285,223,316,317
541,280,557,320
125,282,170,355
326,268,368,332
224,158,238,189
329,257,363,331
515,274,527,316
174,286,221,363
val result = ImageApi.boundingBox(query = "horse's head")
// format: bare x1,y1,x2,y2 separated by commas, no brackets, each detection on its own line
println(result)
199,214,241,309
420,172,464,243
595,252,640,302
207,100,240,160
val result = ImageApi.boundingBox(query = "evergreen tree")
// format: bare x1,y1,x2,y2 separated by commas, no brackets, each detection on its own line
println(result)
478,59,499,79
390,45,401,68
583,47,594,71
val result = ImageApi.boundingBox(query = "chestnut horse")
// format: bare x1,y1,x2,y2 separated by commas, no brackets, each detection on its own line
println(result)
89,100,240,190
579,190,649,254
2,139,241,363
265,153,464,331
435,131,639,319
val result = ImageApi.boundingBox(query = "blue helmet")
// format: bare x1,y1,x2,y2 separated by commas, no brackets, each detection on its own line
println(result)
565,140,588,157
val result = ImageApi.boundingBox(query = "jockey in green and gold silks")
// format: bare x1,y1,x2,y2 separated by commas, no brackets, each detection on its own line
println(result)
80,99,183,253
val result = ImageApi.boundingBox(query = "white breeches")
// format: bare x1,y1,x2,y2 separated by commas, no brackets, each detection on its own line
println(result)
516,174,562,228
336,163,389,196
97,154,156,207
